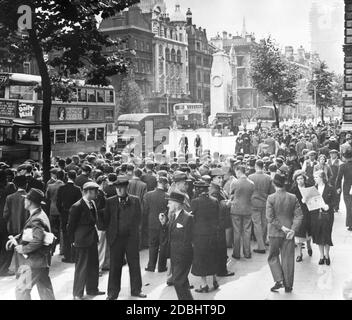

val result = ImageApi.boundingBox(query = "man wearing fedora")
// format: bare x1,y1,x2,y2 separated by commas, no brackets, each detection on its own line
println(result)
209,167,234,277
11,188,55,300
266,174,302,293
159,192,194,300
99,176,146,300
67,182,105,300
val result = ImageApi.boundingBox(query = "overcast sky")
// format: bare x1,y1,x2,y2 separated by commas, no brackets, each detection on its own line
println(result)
166,0,343,59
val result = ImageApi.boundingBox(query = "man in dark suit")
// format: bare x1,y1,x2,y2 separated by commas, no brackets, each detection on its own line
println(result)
56,170,82,263
10,188,55,300
103,173,117,198
266,174,303,293
143,176,169,272
2,176,28,274
141,161,157,192
159,192,193,300
67,182,105,300
99,176,146,300
75,164,92,190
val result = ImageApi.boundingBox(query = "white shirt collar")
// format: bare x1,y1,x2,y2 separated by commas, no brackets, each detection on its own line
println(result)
174,209,182,220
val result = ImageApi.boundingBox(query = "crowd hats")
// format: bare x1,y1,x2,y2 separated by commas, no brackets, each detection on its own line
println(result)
307,150,317,157
23,188,46,205
83,181,99,191
157,170,168,177
173,171,187,182
344,149,352,160
81,164,92,173
272,173,286,188
193,180,210,188
329,149,339,154
158,176,169,185
166,192,186,204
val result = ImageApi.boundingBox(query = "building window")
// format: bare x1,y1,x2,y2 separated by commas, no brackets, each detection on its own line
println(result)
159,45,163,57
198,88,202,100
177,50,181,63
196,56,202,65
23,62,30,74
179,33,183,42
164,28,167,38
186,50,188,61
78,128,86,141
204,72,210,83
50,130,54,144
196,42,200,50
87,128,96,141
141,42,145,51
237,56,244,67
97,128,105,140
67,129,77,143
165,48,170,61
146,43,151,51
55,130,66,144
134,39,138,50
204,88,210,101
171,49,176,62
170,30,173,39
197,70,201,81
0,86,4,99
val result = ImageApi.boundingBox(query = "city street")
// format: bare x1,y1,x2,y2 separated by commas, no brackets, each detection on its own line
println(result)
1,201,351,300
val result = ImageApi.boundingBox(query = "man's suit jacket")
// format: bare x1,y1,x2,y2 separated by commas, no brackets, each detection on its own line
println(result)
230,176,255,216
165,210,193,264
127,177,147,202
46,180,64,217
141,172,157,191
248,171,275,208
143,188,168,230
336,160,352,195
103,183,117,198
266,190,303,238
3,189,28,235
56,182,82,227
19,208,51,269
67,199,98,248
99,195,141,246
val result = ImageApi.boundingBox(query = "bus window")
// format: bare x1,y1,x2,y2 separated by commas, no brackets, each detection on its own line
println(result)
78,88,87,102
87,128,96,141
55,130,66,144
17,128,39,141
9,85,33,100
50,130,54,144
96,90,105,102
87,89,96,102
106,90,114,103
78,128,86,141
97,128,104,140
67,129,77,143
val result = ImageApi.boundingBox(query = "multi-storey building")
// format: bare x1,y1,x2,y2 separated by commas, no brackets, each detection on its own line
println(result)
99,5,154,112
185,8,213,117
149,3,190,114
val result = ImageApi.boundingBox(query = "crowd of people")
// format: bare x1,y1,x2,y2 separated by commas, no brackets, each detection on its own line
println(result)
0,119,351,300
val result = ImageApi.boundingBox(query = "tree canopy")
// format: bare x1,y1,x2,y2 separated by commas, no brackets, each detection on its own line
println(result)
251,36,300,127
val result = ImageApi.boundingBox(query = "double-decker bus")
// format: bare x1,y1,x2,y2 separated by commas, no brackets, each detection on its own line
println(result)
0,72,115,164
173,103,204,129
116,113,170,158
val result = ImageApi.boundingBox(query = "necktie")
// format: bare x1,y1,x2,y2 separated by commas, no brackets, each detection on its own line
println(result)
89,201,96,220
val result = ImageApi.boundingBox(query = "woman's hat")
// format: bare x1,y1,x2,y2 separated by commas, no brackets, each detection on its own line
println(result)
22,188,46,205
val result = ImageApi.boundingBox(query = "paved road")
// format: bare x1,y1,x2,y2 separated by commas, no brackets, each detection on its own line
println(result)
1,199,351,300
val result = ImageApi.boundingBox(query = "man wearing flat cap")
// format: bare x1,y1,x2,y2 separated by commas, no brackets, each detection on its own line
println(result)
11,188,55,300
159,192,194,300
99,176,146,300
67,182,104,300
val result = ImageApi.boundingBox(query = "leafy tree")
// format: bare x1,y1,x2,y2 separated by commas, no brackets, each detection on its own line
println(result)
118,74,143,116
251,36,300,127
0,0,138,182
307,61,334,124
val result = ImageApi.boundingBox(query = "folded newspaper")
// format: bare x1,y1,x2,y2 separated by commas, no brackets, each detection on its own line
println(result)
300,186,325,212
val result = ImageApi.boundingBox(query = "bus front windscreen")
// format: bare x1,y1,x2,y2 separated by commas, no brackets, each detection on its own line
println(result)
117,127,142,157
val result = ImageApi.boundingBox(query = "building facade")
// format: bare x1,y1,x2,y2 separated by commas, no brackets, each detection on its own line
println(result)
99,5,155,112
185,8,213,117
